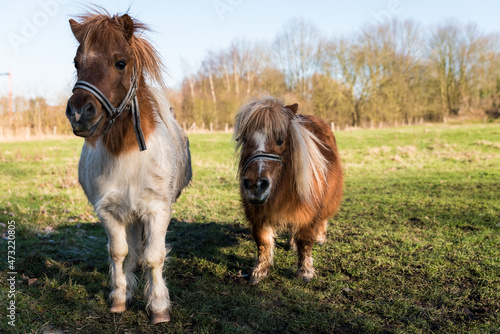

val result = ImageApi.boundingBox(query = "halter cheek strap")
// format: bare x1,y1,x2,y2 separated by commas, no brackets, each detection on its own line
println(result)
72,68,147,151
242,152,283,174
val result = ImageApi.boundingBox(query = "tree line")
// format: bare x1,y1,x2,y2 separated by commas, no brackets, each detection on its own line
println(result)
170,19,500,129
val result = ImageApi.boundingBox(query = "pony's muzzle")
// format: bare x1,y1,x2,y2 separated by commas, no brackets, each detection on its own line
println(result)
66,98,101,137
243,177,271,205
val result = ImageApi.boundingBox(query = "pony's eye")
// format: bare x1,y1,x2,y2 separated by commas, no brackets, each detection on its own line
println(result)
74,61,79,69
115,61,126,70
276,138,284,146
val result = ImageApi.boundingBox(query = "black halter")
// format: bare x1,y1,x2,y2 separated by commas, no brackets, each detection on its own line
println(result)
242,152,283,174
72,68,147,151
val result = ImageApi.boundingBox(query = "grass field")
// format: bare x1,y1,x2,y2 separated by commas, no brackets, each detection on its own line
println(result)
0,123,499,333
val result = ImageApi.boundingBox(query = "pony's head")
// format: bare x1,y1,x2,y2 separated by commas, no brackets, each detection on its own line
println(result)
234,96,329,206
66,10,163,138
234,97,298,205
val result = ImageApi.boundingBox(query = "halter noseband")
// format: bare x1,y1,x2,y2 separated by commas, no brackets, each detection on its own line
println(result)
72,68,147,151
242,152,283,174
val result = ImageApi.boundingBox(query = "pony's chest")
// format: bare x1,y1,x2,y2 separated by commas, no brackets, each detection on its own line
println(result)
78,142,170,209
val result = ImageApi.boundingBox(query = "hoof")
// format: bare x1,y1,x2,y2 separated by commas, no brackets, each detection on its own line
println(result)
110,301,126,313
248,276,261,285
316,234,327,246
150,309,170,325
249,266,269,285
296,267,316,283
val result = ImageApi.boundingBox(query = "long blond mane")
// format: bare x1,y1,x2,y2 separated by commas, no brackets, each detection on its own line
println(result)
234,96,329,205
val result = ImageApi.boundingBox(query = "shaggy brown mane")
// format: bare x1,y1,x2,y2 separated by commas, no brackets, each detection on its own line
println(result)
72,8,166,90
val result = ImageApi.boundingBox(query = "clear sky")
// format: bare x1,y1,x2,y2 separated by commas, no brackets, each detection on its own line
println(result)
1,0,500,105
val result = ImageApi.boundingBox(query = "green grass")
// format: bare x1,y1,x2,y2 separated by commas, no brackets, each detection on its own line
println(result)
0,123,499,333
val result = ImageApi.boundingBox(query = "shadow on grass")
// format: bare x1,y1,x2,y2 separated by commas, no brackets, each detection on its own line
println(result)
1,217,379,333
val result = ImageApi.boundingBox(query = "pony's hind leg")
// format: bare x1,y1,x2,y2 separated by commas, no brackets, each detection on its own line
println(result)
289,234,297,251
316,219,328,246
249,225,275,285
294,225,317,282
143,210,171,324
123,222,144,301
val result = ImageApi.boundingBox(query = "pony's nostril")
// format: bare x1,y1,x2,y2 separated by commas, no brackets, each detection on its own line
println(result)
243,178,251,190
257,178,270,191
84,102,96,117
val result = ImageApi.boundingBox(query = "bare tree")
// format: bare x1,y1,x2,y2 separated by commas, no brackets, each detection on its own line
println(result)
274,18,322,99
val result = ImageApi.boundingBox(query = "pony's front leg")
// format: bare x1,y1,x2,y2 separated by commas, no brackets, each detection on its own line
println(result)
249,225,275,285
103,220,129,313
143,209,171,324
294,224,317,282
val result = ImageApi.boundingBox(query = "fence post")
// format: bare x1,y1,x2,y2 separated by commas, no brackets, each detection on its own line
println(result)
53,126,57,136
210,122,213,132
187,122,196,132
225,123,228,133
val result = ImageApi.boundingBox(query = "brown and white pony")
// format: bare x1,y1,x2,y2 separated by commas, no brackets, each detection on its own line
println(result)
66,11,191,324
234,97,343,284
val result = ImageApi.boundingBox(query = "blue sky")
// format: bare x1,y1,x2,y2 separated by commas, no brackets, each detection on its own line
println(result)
1,0,500,104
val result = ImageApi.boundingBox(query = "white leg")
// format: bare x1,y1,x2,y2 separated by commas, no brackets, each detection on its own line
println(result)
143,209,171,324
102,218,129,313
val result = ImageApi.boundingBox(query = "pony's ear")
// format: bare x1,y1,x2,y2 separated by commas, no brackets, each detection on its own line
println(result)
69,19,84,43
285,103,299,114
120,14,135,41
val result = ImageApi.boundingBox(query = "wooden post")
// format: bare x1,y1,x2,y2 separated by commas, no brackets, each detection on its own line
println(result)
188,122,196,132
210,122,213,132
225,123,228,133
331,122,335,132
53,126,57,136
201,122,205,132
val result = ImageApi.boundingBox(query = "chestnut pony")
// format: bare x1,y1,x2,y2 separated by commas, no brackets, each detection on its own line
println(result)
66,11,191,324
234,97,343,284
